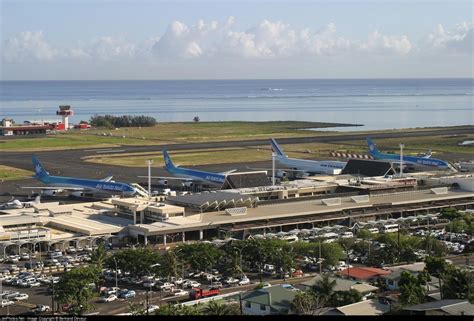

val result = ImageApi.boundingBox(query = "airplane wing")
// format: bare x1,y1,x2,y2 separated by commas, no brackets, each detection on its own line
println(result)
21,186,87,191
244,166,309,172
101,175,114,182
137,176,193,181
219,169,237,175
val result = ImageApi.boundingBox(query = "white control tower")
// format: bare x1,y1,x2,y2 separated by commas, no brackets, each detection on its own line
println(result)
56,105,74,130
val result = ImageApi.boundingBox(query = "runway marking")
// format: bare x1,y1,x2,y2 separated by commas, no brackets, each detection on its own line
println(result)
83,149,126,153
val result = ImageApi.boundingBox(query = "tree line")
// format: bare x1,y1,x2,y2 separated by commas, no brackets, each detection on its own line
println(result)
89,114,156,128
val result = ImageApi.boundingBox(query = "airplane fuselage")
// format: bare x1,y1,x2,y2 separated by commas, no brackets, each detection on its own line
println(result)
165,166,226,186
37,174,136,195
275,156,346,175
369,152,450,170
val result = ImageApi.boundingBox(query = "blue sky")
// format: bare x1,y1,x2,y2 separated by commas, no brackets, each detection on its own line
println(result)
1,0,473,79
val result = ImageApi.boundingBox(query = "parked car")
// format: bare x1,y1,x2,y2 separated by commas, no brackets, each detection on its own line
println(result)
143,281,156,288
292,269,304,278
1,299,14,307
208,282,223,289
172,289,189,297
185,281,201,288
159,282,175,291
238,277,250,286
13,293,29,301
33,304,51,312
4,292,20,300
118,290,136,299
173,278,184,286
100,294,117,303
146,305,159,313
28,281,41,288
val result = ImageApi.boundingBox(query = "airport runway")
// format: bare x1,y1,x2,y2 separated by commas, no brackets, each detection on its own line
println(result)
1,126,473,196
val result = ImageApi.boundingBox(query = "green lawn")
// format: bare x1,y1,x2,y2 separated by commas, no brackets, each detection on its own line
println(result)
84,133,473,167
0,165,33,181
0,121,353,152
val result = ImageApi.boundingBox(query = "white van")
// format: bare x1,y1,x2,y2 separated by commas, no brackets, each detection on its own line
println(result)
340,232,354,238
366,228,379,234
381,224,399,233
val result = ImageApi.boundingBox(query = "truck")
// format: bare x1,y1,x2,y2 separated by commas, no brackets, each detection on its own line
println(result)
189,287,220,300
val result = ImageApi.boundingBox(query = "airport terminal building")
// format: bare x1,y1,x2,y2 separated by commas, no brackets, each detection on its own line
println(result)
0,172,473,255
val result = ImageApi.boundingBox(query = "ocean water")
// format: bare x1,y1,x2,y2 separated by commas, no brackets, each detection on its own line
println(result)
0,79,472,131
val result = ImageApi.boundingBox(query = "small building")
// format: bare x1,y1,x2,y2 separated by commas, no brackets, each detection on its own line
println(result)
299,274,379,299
323,299,392,316
1,118,49,136
403,299,474,316
241,284,298,315
337,267,390,282
381,262,440,291
111,198,185,224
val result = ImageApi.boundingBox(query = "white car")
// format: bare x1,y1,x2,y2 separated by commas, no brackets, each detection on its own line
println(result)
146,304,159,313
224,277,239,285
34,304,51,312
100,294,117,303
28,281,41,287
173,289,189,296
159,282,175,291
13,293,29,301
1,300,14,307
143,281,156,288
238,277,250,286
173,278,184,285
187,281,201,288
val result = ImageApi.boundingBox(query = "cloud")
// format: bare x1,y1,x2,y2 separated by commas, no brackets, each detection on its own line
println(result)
3,31,57,63
427,21,474,54
69,37,137,61
4,19,471,65
151,18,412,59
359,31,412,55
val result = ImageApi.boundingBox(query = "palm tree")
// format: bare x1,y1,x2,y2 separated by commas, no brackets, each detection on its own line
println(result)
91,243,108,269
203,301,235,315
311,275,337,305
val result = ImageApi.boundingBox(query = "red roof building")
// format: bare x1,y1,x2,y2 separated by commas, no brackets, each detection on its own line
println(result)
337,267,390,281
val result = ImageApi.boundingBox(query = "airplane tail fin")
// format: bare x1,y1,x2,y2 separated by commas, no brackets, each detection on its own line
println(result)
163,150,176,169
366,138,379,156
270,138,286,157
32,155,50,179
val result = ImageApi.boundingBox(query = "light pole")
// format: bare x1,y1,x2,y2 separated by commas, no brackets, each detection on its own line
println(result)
51,280,55,316
146,159,153,199
113,257,118,289
272,152,276,186
399,143,405,177
145,263,160,316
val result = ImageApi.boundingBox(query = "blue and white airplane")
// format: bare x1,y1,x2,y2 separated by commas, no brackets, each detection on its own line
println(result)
270,138,347,175
23,155,137,197
366,138,452,170
142,150,233,187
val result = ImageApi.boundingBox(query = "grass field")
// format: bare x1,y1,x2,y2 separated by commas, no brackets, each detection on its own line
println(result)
0,165,33,181
1,121,471,152
0,121,351,152
84,134,474,167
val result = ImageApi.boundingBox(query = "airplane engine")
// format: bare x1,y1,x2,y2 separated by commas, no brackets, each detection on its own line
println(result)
12,200,23,208
71,191,85,198
275,170,287,178
157,179,168,186
182,181,194,188
41,189,63,196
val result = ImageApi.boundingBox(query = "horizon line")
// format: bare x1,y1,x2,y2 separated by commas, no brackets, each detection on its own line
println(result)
2,77,473,82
